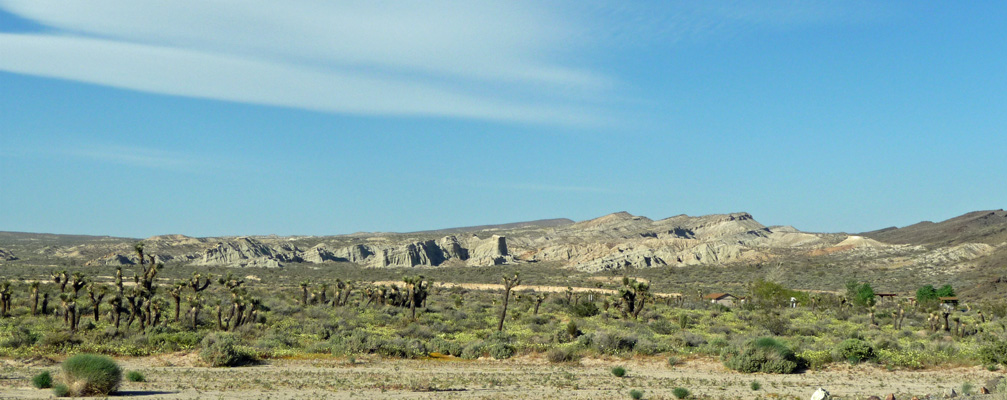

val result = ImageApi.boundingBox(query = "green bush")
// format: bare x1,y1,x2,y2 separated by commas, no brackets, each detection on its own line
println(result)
723,337,802,374
672,387,690,399
126,371,145,382
4,326,38,348
630,389,644,399
546,346,580,363
39,331,82,348
750,380,761,390
61,354,122,396
979,340,1007,367
52,383,69,397
611,366,626,377
591,331,637,354
834,339,875,363
488,343,516,360
199,333,255,367
31,370,52,389
460,341,486,360
570,301,600,317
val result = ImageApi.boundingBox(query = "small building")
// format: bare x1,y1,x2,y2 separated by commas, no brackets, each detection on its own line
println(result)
703,293,739,307
875,293,898,303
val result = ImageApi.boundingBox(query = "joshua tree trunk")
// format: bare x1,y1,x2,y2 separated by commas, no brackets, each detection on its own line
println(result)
498,273,521,332
534,294,546,315
300,282,309,306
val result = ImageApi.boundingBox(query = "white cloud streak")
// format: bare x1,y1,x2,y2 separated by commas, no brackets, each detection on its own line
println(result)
55,144,233,173
0,1,608,125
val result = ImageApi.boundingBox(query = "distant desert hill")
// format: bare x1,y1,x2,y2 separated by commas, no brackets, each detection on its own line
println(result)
1,210,1004,282
862,209,1007,246
406,218,574,235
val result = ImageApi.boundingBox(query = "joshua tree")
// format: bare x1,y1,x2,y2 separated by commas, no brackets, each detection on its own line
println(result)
400,276,424,320
40,293,49,316
86,283,108,322
317,282,328,305
51,270,69,293
108,294,123,331
0,281,12,316
29,281,41,316
334,280,354,307
533,293,547,315
69,272,87,297
187,295,203,330
498,273,521,332
58,293,71,326
189,272,213,293
114,267,124,296
218,273,244,290
299,281,310,306
61,294,78,332
169,281,186,322
150,298,164,328
619,277,651,320
214,299,225,330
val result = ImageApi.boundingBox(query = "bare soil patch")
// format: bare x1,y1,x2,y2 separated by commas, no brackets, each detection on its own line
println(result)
0,355,999,399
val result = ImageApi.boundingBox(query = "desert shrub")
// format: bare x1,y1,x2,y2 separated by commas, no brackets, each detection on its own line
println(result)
723,337,802,374
978,340,1007,367
649,319,676,335
565,321,582,340
672,387,690,399
570,301,600,318
199,333,255,367
428,337,462,357
750,380,761,390
834,339,875,363
630,389,644,399
874,337,900,351
3,326,38,348
546,346,581,363
375,337,427,358
39,331,82,348
753,312,791,336
254,332,299,351
126,371,145,382
797,350,832,370
460,341,487,360
31,370,52,389
668,356,681,367
148,331,203,351
397,323,436,340
590,330,637,355
488,343,516,360
634,337,670,356
674,331,707,348
611,366,626,377
52,383,69,397
61,354,122,396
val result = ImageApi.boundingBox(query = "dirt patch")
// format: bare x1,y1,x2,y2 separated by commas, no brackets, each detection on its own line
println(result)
0,355,999,399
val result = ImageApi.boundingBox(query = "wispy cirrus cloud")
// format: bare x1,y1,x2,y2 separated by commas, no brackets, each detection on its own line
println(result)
0,1,609,126
54,144,236,173
0,1,877,126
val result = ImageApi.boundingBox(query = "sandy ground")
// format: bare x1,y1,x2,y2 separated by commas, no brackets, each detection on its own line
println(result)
1,354,1002,399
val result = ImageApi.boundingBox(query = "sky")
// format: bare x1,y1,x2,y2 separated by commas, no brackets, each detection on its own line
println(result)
1,1,1005,238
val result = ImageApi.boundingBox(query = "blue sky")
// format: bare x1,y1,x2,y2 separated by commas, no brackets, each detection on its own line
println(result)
1,1,1005,238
